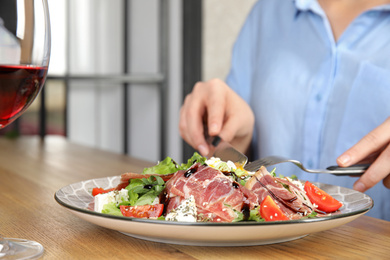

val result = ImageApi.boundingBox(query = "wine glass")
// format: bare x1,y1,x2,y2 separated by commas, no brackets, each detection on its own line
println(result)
0,0,50,259
0,0,50,129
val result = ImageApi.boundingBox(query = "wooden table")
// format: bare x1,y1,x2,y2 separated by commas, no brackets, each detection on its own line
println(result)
1,136,389,259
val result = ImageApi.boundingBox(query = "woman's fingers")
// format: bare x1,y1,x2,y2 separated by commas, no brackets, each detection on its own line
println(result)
353,143,390,191
383,173,390,189
337,117,390,167
178,78,254,157
179,93,208,155
337,117,390,191
205,79,229,137
218,88,254,153
179,79,230,156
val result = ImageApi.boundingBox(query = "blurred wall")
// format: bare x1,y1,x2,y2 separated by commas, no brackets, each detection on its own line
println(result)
47,0,255,164
202,0,257,81
65,0,183,163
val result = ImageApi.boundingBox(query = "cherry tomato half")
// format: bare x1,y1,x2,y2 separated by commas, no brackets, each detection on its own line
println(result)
92,187,115,196
304,181,342,213
260,195,289,221
120,204,164,218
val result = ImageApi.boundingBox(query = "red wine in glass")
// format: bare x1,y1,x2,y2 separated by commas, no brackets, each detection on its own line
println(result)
0,0,50,258
0,65,47,128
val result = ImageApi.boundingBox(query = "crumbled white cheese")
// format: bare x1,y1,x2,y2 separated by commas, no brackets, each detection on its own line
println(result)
226,160,237,170
166,195,197,222
246,170,256,176
206,157,255,176
205,157,222,168
206,157,237,171
94,189,129,213
151,196,160,205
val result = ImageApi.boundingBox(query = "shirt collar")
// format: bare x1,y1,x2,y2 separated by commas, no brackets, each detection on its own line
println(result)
294,0,390,16
294,0,317,11
371,4,390,12
293,0,326,19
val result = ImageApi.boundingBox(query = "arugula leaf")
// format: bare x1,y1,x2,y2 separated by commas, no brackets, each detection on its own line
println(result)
141,152,206,176
303,211,318,219
232,210,244,222
248,208,264,222
180,152,206,169
233,207,265,222
126,176,165,206
269,168,277,177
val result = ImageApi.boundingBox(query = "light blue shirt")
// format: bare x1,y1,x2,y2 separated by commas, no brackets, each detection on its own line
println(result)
226,0,390,220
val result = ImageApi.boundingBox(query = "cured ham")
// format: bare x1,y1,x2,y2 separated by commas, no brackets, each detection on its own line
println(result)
163,163,257,222
245,166,314,219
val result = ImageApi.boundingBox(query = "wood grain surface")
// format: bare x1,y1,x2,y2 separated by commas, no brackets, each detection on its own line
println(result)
1,136,389,259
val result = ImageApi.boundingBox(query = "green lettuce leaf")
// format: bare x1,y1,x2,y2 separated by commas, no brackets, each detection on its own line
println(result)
179,152,206,169
142,157,179,175
233,207,264,222
247,208,264,222
126,175,166,206
101,202,123,216
141,152,206,176
135,191,160,206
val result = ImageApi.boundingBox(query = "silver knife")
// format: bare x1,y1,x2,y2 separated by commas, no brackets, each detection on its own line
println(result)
206,136,248,168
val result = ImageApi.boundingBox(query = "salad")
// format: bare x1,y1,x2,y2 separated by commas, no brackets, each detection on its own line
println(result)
91,153,343,222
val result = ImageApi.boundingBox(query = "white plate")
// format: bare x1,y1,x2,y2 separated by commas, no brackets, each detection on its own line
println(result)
55,176,373,246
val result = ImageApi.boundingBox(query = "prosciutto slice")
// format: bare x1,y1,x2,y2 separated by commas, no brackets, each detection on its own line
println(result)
163,163,257,222
245,166,314,219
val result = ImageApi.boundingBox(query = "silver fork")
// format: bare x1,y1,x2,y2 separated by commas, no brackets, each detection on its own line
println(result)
244,155,369,176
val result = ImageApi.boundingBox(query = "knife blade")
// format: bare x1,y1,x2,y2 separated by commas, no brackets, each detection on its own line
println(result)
206,136,248,168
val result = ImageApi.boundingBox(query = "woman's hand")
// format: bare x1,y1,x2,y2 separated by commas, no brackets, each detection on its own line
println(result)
179,78,254,156
337,117,390,192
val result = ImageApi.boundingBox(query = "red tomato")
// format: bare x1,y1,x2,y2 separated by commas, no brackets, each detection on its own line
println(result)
92,187,115,196
260,195,289,221
120,204,164,218
304,181,342,213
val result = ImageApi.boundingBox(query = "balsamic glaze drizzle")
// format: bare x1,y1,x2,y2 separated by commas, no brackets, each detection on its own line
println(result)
184,165,199,178
241,203,250,221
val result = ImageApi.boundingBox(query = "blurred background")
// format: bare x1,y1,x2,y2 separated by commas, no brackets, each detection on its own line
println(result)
0,0,256,163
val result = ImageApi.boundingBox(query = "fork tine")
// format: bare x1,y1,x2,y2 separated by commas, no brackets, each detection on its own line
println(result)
244,155,369,175
244,159,270,172
243,163,259,172
244,156,287,172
